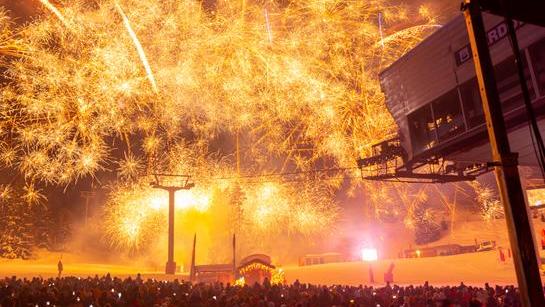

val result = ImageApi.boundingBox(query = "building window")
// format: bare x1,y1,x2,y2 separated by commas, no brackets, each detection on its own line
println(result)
408,104,437,155
494,53,535,113
432,89,466,142
459,78,484,129
460,52,535,130
528,38,545,97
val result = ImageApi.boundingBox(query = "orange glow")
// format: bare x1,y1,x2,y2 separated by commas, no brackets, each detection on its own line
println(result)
0,1,438,253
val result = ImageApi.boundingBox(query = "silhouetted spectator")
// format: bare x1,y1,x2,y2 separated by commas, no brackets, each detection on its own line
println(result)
0,274,522,306
57,259,63,278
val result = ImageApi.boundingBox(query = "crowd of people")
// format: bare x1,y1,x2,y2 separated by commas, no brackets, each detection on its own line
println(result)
0,274,523,306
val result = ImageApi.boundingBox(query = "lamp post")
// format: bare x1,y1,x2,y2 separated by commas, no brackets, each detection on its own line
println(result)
151,174,195,275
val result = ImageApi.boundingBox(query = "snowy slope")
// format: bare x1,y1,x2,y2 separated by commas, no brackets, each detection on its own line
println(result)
282,251,519,286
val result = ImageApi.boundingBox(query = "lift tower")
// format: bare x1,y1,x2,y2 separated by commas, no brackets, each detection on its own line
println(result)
151,174,195,275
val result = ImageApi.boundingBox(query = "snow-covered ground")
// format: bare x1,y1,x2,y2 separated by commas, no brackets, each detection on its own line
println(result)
283,251,519,286
0,250,521,286
283,214,545,286
1,212,543,286
0,258,152,279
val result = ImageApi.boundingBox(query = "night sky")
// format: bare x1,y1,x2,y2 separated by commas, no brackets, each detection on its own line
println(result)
0,0,462,218
0,0,464,256
1,0,460,24
1,0,38,22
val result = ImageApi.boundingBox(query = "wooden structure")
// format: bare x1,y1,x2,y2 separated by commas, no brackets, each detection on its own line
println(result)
359,2,545,303
237,254,275,285
461,2,544,305
193,264,234,284
358,9,545,183
189,234,236,284
403,244,473,258
298,252,344,266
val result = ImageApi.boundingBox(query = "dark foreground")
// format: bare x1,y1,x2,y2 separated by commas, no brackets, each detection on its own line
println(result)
0,275,523,306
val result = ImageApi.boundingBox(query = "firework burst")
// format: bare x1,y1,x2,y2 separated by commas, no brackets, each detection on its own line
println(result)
1,0,437,183
0,10,25,62
1,0,439,250
103,143,339,251
469,181,504,222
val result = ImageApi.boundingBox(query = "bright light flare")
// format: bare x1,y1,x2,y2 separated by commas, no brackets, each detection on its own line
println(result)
176,190,210,212
146,190,210,212
103,172,339,252
361,248,378,262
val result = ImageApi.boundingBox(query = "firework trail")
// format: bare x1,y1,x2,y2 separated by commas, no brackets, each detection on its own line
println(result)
264,9,273,44
1,0,437,184
115,2,158,93
39,0,70,27
0,0,439,251
378,12,385,50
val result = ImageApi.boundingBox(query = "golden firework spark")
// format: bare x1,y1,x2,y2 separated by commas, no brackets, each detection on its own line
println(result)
1,0,436,184
21,184,45,205
0,0,439,249
0,184,12,200
38,0,70,27
469,181,503,222
0,10,24,64
115,2,158,93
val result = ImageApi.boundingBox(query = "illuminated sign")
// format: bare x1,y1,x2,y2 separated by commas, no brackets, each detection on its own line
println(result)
455,20,524,66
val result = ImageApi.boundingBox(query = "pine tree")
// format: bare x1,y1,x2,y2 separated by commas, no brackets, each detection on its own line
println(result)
0,183,64,258
31,205,53,250
413,205,441,245
229,183,246,232
0,203,34,259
